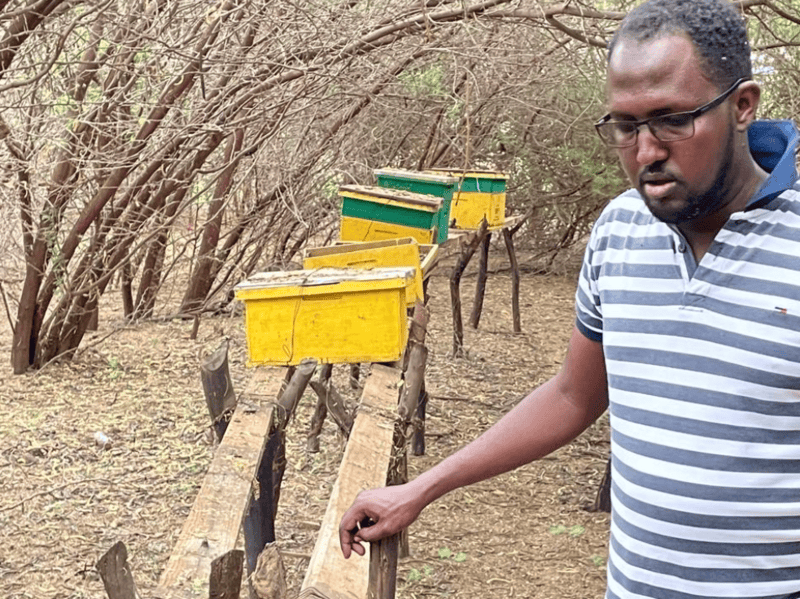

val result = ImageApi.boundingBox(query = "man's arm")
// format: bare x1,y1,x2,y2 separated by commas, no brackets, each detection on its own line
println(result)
339,326,608,557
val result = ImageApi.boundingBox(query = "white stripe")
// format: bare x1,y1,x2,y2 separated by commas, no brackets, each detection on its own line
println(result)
596,276,684,293
612,519,800,569
613,458,800,517
602,303,800,348
614,416,800,461
611,482,800,545
606,362,797,404
613,441,800,490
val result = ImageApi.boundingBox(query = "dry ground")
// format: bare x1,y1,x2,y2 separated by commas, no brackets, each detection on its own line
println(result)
0,259,610,598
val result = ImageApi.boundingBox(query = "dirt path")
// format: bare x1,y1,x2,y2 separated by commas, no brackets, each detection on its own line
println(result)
0,270,609,599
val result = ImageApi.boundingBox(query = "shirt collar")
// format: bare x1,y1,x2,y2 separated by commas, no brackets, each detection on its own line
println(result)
747,119,799,208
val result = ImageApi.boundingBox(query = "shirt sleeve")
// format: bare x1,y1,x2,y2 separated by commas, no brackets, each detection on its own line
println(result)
575,220,603,343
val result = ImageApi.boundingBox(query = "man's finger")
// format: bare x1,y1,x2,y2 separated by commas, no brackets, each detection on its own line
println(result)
352,519,389,542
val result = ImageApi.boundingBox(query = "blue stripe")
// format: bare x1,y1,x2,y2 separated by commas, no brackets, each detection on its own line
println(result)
576,317,602,343
614,456,800,506
596,291,800,332
611,534,800,584
611,402,800,445
608,556,800,599
692,267,800,305
612,481,800,530
605,347,800,390
605,319,800,363
613,429,800,474
714,236,800,271
598,262,684,279
595,233,676,252
610,374,800,417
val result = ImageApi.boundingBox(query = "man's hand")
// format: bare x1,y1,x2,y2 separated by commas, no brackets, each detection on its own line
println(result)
339,483,423,558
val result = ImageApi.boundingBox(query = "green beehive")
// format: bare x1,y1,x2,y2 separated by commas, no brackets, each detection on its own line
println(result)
339,185,445,245
373,169,459,244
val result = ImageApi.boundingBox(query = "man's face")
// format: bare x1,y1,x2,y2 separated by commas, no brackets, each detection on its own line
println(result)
606,34,737,225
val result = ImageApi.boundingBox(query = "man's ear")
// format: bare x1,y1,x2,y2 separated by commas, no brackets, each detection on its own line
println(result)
733,81,760,131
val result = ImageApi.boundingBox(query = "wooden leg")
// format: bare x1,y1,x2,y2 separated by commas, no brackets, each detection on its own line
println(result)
96,541,138,599
412,386,428,457
450,221,489,356
307,365,333,452
369,534,399,599
469,231,491,329
309,379,354,437
350,363,360,389
589,457,612,513
209,549,244,599
200,341,237,441
502,227,521,333
244,431,279,572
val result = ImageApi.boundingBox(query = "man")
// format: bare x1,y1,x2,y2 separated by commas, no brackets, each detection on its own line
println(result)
340,0,800,597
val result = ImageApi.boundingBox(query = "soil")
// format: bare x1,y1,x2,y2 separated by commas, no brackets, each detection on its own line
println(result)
0,257,610,599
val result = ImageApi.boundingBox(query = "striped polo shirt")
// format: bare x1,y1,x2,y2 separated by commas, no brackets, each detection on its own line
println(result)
576,120,800,599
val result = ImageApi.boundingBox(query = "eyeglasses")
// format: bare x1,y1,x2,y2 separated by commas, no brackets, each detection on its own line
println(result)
595,78,748,148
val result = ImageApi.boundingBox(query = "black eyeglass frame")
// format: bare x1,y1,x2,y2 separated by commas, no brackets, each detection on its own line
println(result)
594,77,749,148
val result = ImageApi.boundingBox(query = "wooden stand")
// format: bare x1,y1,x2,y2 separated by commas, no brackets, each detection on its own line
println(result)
369,534,399,599
309,377,355,438
440,214,527,354
209,550,244,599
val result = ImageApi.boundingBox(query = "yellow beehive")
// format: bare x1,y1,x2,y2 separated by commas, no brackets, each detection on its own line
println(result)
425,169,508,229
234,267,415,366
339,216,438,245
303,238,424,307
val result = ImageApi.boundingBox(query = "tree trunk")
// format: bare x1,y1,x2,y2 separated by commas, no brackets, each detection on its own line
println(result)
181,128,245,313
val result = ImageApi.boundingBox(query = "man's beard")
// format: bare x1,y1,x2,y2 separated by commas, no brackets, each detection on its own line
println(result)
640,127,736,225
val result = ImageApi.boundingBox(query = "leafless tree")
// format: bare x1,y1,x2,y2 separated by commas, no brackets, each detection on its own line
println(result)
1,0,798,372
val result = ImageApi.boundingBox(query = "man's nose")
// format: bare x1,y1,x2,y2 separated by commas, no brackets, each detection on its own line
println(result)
635,125,669,166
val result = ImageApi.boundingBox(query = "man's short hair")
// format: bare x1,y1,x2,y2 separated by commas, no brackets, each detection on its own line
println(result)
608,0,752,90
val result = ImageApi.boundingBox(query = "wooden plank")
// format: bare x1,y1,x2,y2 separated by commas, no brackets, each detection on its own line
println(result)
488,213,525,232
300,365,401,599
243,365,289,402
360,364,402,413
156,367,286,599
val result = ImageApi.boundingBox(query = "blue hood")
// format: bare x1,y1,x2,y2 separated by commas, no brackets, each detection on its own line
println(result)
747,120,799,207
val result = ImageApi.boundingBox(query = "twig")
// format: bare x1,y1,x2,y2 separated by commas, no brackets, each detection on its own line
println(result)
0,477,111,512
36,323,135,375
0,280,15,336
430,395,497,408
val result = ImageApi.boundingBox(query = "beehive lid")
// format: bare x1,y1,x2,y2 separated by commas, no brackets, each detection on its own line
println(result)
304,237,418,259
426,168,508,180
339,185,442,210
234,267,416,299
373,168,459,185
